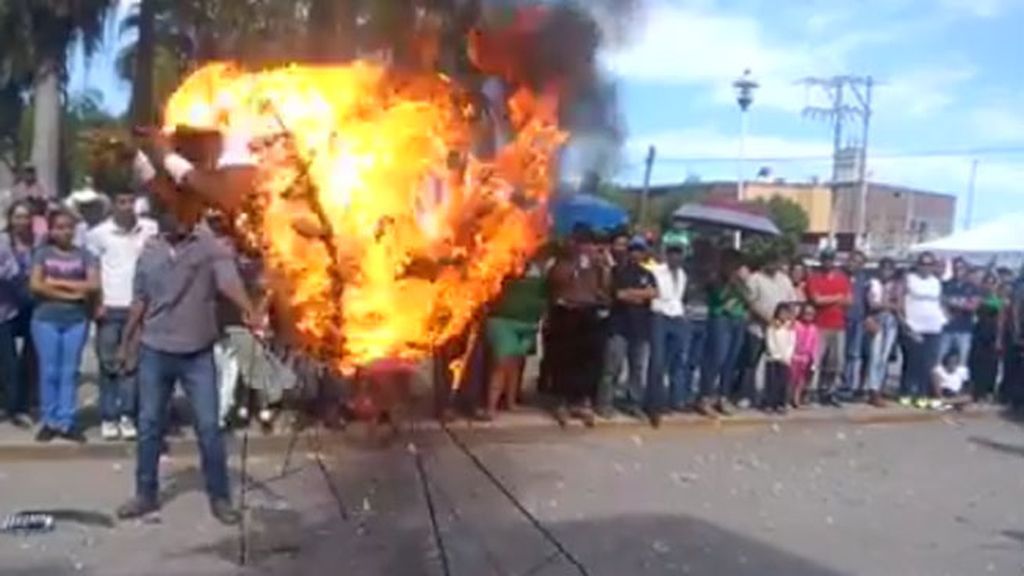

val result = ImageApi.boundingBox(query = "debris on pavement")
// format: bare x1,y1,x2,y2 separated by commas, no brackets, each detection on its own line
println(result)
1,512,55,534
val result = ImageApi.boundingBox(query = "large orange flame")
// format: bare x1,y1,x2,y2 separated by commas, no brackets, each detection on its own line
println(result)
162,62,565,373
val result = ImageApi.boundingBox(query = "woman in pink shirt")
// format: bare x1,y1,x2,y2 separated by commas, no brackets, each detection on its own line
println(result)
790,304,820,407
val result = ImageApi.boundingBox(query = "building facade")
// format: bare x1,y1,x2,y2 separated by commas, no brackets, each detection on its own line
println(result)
635,179,956,255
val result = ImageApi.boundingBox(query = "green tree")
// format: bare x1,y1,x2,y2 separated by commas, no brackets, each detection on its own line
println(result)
743,195,810,263
0,0,117,196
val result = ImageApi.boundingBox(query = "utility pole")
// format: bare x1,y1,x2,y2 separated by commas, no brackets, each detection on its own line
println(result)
799,75,876,249
964,159,979,229
638,145,656,228
851,77,873,247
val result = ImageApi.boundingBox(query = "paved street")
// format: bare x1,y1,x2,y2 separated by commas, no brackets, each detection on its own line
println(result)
1,413,1023,576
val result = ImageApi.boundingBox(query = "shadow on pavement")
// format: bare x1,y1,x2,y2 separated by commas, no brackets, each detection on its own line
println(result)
528,514,846,576
2,566,95,576
153,431,847,576
968,435,1024,458
968,407,1024,458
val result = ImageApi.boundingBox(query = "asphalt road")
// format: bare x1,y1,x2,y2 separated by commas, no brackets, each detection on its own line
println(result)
1,414,1023,576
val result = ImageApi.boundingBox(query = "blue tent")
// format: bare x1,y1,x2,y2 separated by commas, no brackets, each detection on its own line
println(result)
551,193,628,236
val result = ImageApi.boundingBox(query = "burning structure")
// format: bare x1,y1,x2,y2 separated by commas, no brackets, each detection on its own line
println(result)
136,1,634,377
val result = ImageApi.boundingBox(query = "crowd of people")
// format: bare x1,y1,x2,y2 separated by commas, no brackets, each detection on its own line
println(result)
475,225,1024,427
3,156,1024,523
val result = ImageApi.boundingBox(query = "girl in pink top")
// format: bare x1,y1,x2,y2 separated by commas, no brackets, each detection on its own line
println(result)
790,305,820,407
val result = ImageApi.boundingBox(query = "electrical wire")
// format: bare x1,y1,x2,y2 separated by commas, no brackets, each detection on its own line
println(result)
309,421,351,522
442,424,592,576
616,145,1024,168
413,446,453,576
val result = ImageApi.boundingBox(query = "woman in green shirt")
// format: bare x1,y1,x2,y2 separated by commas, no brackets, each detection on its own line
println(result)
970,272,1004,401
697,252,749,416
483,264,546,419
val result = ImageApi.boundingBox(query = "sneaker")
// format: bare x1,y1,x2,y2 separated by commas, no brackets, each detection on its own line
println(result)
119,417,137,440
35,426,57,443
553,405,570,428
116,496,159,520
571,407,596,428
258,408,274,424
648,412,662,429
101,421,120,441
209,499,242,526
823,396,843,408
868,392,887,408
10,413,33,429
898,396,913,407
714,402,733,416
60,429,88,444
914,398,930,409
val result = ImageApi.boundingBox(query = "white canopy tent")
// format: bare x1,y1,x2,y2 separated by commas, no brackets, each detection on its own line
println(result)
910,213,1024,267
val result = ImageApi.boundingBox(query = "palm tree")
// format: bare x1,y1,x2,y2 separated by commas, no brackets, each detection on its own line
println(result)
116,0,194,124
0,0,117,197
130,0,157,125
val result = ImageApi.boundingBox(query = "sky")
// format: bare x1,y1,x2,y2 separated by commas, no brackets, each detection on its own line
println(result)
70,0,1024,227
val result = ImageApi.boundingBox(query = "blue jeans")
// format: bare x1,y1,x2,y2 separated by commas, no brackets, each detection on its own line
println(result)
678,319,707,407
700,316,747,400
96,310,137,422
646,314,688,414
866,313,898,392
599,333,649,410
937,331,972,368
31,319,88,432
842,318,867,394
136,346,230,503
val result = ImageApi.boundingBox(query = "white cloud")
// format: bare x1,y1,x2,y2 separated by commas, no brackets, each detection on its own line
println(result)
969,103,1024,143
874,62,976,118
602,2,906,113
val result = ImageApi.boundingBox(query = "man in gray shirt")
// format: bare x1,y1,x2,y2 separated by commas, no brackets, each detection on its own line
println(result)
115,212,255,525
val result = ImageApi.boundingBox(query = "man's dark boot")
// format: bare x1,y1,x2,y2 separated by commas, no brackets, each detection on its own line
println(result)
210,499,242,526
117,496,159,520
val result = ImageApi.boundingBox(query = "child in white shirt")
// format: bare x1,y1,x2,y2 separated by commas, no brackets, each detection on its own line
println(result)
764,303,797,414
931,351,971,410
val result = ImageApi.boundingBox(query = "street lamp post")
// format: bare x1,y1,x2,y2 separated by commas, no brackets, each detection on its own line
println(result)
734,69,758,203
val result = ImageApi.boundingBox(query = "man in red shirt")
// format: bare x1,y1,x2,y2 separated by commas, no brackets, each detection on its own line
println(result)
805,250,853,407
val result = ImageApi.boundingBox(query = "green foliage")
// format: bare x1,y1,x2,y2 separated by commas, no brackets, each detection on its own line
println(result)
742,195,810,264
594,183,719,233
64,91,127,190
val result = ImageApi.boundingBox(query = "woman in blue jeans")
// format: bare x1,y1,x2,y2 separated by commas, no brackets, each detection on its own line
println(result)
1,200,40,426
697,254,750,416
29,209,99,443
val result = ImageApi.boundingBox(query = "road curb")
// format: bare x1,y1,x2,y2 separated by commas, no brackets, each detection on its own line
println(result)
0,405,1004,462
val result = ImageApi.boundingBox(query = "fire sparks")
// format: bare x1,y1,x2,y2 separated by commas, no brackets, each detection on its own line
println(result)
162,61,565,372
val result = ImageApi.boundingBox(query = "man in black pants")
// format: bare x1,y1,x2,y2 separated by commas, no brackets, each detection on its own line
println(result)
545,227,610,427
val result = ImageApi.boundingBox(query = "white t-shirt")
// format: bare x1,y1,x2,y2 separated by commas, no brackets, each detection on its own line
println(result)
649,263,687,318
904,273,946,334
85,217,159,308
932,365,969,394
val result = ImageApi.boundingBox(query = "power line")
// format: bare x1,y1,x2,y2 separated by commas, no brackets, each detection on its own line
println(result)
615,145,1024,167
